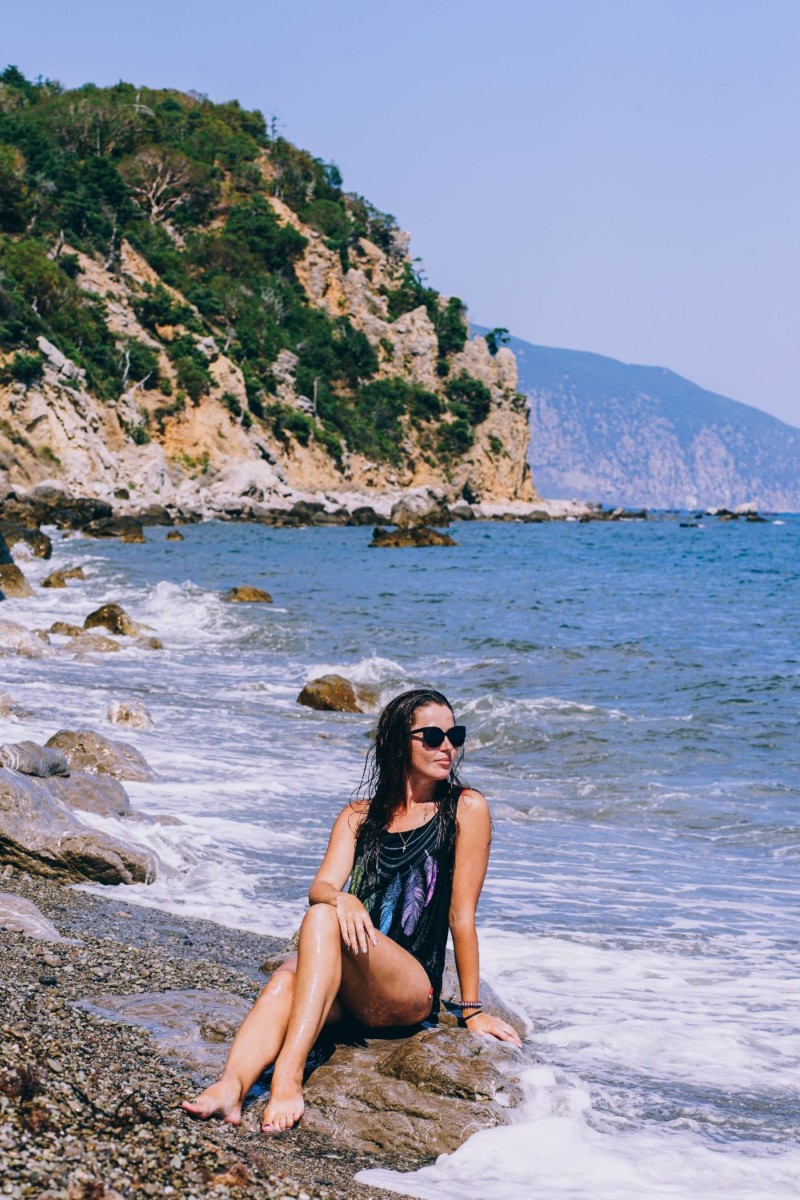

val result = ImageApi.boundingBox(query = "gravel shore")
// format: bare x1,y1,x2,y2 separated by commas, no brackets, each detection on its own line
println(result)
0,871,415,1200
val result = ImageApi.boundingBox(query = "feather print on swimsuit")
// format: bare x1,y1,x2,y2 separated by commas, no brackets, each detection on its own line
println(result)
401,866,426,936
422,851,437,905
379,871,402,935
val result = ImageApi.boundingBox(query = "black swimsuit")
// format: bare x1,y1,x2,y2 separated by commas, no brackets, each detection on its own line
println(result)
346,794,459,1006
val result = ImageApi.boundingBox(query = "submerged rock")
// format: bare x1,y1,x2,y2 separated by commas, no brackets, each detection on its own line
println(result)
41,568,67,588
0,522,52,559
65,632,122,655
84,515,145,543
222,586,273,603
0,770,156,884
45,729,157,782
0,619,54,658
107,700,154,730
297,674,379,714
166,529,184,541
83,602,141,637
370,526,457,548
49,621,84,637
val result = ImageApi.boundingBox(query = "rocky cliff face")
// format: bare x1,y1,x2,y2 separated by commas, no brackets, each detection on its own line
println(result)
0,125,535,517
509,337,800,511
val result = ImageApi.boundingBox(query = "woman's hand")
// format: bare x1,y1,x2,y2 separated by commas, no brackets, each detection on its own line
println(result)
334,892,378,955
464,1011,522,1047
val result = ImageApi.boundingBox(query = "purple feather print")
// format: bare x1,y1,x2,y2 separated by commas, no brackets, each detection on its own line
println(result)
423,852,438,905
401,867,425,936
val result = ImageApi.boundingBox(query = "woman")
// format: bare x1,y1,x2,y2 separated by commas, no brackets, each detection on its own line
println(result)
183,687,521,1133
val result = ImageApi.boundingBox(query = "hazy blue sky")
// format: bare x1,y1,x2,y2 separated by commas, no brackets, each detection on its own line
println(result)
5,0,800,426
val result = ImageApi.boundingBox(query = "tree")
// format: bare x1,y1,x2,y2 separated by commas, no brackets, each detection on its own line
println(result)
119,148,197,225
485,327,510,357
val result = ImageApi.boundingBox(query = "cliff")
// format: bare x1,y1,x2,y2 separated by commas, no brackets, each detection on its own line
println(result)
0,70,535,517
507,337,800,512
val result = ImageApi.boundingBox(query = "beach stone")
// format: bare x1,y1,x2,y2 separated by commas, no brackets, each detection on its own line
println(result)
0,618,54,658
107,700,154,730
370,526,457,548
0,893,71,941
0,770,157,883
297,674,380,714
65,632,122,655
45,729,157,782
83,602,141,637
222,586,273,603
0,522,52,559
83,515,146,542
45,771,131,818
0,561,35,597
0,741,70,777
49,621,84,637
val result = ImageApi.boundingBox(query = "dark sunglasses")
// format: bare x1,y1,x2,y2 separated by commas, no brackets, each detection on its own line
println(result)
410,725,467,749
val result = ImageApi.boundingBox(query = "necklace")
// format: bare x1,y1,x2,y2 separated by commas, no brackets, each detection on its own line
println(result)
394,802,434,853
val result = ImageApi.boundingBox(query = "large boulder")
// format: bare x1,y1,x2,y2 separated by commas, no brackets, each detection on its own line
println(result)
0,522,52,559
370,526,457,548
83,603,141,637
0,741,69,777
84,516,145,543
45,729,157,782
0,769,156,884
45,770,131,818
0,562,34,598
297,674,380,714
390,492,450,529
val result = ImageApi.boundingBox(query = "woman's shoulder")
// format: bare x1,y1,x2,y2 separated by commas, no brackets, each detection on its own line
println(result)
335,799,369,835
456,786,487,810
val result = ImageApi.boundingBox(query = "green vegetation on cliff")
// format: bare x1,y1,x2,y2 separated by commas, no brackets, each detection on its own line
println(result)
0,66,490,467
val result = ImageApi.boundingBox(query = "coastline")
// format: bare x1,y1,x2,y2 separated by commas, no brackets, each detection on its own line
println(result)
0,869,418,1200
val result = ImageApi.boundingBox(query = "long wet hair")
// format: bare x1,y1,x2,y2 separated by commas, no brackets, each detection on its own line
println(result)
354,687,466,880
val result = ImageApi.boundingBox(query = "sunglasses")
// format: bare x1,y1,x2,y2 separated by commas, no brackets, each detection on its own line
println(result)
410,725,467,749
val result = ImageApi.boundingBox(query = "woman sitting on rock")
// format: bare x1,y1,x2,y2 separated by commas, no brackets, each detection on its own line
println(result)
183,687,521,1133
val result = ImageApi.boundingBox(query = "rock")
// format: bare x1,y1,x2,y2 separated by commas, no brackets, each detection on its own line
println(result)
0,741,70,777
107,700,154,730
45,729,157,782
345,506,385,526
222,586,273,603
0,893,73,942
0,531,14,566
45,771,131,818
166,529,184,541
0,562,35,598
136,636,164,650
390,492,450,528
63,566,86,581
0,619,54,658
65,632,122,655
83,603,141,637
0,770,157,883
297,674,380,714
41,568,68,588
49,621,84,637
84,516,145,543
134,504,174,526
0,522,52,559
370,526,457,548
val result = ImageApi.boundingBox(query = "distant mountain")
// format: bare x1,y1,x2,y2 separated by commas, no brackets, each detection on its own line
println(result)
505,336,800,511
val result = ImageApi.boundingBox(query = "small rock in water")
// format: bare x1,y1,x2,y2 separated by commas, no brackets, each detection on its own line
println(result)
45,728,157,782
107,700,154,730
166,529,184,541
136,636,164,651
41,568,68,588
0,562,35,597
370,526,456,548
222,586,273,603
83,602,141,637
49,621,84,637
297,674,379,714
65,632,122,654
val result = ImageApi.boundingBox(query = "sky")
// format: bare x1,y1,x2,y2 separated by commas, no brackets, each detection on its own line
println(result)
4,0,800,427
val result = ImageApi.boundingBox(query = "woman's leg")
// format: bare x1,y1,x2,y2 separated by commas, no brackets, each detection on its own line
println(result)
262,906,432,1132
182,960,299,1124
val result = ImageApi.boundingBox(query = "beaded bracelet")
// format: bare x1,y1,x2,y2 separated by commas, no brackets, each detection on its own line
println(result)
460,1001,482,1009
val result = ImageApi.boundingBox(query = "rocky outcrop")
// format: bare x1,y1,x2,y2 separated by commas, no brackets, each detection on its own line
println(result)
0,769,156,884
370,526,456,548
297,675,379,714
45,729,157,782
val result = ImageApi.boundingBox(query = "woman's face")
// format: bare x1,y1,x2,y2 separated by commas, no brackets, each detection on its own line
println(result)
407,701,459,787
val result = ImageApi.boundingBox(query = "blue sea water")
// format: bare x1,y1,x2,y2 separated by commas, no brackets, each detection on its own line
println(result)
3,514,799,1198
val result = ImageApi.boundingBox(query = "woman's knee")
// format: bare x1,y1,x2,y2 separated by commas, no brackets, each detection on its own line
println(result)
301,902,341,939
260,965,296,1003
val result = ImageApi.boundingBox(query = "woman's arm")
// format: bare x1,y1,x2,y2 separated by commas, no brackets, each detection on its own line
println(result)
450,789,522,1046
308,803,377,954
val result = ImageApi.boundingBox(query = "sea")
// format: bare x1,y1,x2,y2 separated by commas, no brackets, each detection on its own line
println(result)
2,513,798,1200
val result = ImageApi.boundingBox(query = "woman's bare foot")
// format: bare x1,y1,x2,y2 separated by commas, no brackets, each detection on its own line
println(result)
182,1078,244,1125
261,1074,305,1133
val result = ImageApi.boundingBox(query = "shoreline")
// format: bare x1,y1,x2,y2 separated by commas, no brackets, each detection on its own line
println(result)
0,869,419,1200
